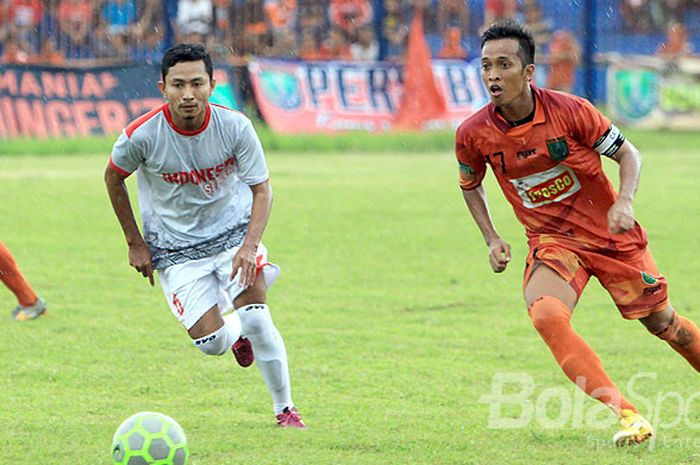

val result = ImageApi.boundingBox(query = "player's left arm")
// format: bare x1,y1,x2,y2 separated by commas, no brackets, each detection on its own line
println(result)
573,98,641,234
607,140,642,234
231,180,272,288
229,117,273,288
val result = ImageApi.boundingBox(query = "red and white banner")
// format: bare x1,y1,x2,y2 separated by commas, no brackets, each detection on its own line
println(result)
248,58,488,133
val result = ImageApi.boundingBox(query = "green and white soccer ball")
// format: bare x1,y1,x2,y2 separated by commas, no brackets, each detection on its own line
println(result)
111,412,190,465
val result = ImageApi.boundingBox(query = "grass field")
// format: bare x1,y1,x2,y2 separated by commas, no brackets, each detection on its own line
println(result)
0,137,699,464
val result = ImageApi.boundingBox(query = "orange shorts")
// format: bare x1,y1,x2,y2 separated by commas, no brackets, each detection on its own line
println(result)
523,243,669,319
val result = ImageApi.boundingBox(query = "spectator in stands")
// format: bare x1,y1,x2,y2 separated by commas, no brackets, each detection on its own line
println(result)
268,25,299,57
205,30,233,61
620,0,654,32
522,0,551,58
134,24,165,64
657,21,693,59
408,0,440,34
383,0,408,62
8,0,43,44
102,0,138,38
57,0,94,51
0,0,11,47
299,28,325,60
298,0,327,37
1,35,29,63
657,0,688,30
546,29,580,93
32,37,66,65
176,0,213,42
264,0,297,52
438,26,467,59
350,24,379,60
438,0,469,37
212,0,232,37
329,0,373,37
87,19,128,62
483,0,516,29
134,0,163,40
237,0,268,57
319,26,352,60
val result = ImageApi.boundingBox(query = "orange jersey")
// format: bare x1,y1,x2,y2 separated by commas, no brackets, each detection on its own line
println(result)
456,86,647,254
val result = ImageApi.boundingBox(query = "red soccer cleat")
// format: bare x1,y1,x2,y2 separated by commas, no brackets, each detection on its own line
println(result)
231,337,254,367
276,407,305,429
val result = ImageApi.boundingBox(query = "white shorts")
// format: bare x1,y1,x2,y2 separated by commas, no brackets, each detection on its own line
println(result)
158,243,280,330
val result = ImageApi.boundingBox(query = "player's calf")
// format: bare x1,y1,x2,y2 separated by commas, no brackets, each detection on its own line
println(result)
193,324,237,356
644,308,694,345
642,307,700,371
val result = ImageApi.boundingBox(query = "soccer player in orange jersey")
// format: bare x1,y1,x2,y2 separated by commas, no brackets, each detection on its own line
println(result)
0,240,47,320
456,21,700,446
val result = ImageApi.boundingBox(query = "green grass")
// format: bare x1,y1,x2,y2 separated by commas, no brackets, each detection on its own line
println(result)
1,125,699,155
0,138,699,464
0,124,456,155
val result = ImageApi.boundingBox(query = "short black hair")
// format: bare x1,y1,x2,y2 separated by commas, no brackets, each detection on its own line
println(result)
480,21,535,66
161,43,214,81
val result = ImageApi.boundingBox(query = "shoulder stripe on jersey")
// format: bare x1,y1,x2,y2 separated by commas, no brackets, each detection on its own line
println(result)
125,104,167,139
108,157,133,177
211,103,244,116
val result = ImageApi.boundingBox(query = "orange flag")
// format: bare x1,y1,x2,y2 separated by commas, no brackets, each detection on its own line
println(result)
393,7,447,129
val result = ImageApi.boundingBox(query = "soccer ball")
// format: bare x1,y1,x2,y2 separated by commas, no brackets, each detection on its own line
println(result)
111,412,190,465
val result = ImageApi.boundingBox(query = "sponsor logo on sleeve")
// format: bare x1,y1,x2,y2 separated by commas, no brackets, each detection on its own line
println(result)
458,161,476,176
510,164,581,209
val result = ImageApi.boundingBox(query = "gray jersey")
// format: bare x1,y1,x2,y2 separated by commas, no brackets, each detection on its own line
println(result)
110,103,269,269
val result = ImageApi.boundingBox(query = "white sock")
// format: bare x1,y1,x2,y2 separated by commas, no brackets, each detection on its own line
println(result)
191,312,241,356
238,304,293,415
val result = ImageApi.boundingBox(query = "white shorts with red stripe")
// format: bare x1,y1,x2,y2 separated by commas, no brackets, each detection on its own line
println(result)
158,243,280,330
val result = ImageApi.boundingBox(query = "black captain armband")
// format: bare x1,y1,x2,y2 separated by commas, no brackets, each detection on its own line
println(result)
592,124,625,157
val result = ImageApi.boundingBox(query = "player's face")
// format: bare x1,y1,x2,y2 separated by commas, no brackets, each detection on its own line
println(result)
480,38,534,108
158,60,215,131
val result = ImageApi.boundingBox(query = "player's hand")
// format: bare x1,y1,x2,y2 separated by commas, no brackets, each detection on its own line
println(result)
608,198,635,234
128,241,154,286
487,238,511,273
231,243,257,289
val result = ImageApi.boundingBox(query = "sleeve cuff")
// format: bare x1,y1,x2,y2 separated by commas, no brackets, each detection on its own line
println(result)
109,157,133,177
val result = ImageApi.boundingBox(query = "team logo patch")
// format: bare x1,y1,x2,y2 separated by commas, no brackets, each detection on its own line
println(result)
458,161,475,175
510,164,581,209
641,271,657,285
611,69,658,123
260,70,301,110
546,137,570,162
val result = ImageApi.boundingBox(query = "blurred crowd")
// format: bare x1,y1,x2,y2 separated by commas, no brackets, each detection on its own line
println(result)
620,0,700,33
0,0,696,72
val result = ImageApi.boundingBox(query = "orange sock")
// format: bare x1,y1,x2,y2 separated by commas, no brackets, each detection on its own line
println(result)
0,241,37,307
653,312,700,371
529,296,636,412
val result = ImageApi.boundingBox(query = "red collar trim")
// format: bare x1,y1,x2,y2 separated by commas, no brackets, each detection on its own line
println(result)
163,103,211,136
488,85,545,133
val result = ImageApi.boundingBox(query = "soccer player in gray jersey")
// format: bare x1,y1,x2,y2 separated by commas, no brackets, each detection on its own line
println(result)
104,44,304,428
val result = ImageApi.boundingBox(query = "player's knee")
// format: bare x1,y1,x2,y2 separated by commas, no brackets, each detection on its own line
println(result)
646,310,690,344
528,296,572,334
238,303,273,336
234,284,266,308
192,325,232,356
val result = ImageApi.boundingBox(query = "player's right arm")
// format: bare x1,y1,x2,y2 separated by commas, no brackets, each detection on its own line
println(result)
105,128,155,286
462,186,511,273
456,129,511,273
104,166,154,286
